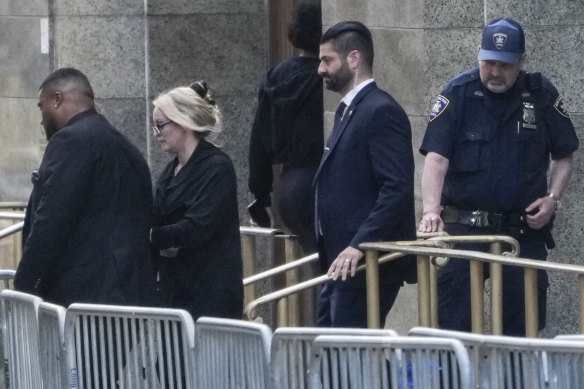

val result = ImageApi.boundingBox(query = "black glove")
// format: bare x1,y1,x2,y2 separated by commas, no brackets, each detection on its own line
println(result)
247,199,271,227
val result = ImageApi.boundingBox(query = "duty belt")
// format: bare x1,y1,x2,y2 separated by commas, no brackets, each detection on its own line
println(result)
441,206,555,249
441,206,528,234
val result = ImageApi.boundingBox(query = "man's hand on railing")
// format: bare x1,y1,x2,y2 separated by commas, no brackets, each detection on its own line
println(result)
327,246,363,281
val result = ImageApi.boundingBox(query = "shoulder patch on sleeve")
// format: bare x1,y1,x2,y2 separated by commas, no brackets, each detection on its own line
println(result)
553,96,570,118
429,95,449,122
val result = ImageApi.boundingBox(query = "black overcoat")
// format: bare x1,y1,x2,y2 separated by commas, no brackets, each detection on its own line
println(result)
151,140,243,320
15,109,158,307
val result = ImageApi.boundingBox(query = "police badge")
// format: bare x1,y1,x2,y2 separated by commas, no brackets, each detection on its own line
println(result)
554,96,570,118
429,95,449,122
521,102,537,130
493,33,507,49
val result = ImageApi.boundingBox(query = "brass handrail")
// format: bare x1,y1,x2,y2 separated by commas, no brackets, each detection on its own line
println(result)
0,202,26,210
243,253,318,286
244,251,407,323
0,222,24,240
239,226,285,306
0,212,26,220
361,241,584,337
0,211,25,267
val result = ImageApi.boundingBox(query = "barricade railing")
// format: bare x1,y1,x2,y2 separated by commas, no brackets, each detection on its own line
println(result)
360,240,584,337
410,326,584,388
194,316,272,388
38,301,67,389
0,289,43,389
271,327,398,389
64,303,196,389
241,226,318,326
0,270,15,290
307,335,473,389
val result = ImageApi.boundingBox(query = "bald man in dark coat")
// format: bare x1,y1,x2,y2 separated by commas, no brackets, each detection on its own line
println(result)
14,68,157,307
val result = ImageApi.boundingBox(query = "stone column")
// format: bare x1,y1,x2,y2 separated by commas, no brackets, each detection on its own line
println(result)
0,0,50,201
147,0,268,216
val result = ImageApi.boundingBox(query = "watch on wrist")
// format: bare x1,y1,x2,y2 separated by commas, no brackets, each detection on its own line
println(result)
546,192,561,210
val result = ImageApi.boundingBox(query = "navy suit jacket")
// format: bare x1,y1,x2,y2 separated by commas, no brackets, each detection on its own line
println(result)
314,82,417,288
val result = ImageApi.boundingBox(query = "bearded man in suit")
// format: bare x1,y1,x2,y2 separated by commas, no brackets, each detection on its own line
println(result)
314,21,416,327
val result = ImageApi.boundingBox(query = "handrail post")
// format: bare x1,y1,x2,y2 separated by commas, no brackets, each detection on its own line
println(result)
416,254,431,327
284,235,300,327
277,298,288,327
524,267,539,337
365,249,380,328
470,259,484,334
241,234,258,306
12,220,22,267
579,274,584,334
429,261,439,327
489,242,503,335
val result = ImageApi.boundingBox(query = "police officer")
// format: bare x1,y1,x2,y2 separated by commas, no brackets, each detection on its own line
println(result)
418,18,579,335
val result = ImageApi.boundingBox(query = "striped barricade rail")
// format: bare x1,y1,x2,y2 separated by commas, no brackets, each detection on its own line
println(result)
307,334,472,389
411,326,584,388
38,302,67,388
0,290,43,389
271,327,398,389
0,271,15,292
195,316,272,389
64,303,195,389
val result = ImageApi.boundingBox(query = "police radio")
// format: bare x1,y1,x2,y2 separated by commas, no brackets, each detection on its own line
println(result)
520,72,542,131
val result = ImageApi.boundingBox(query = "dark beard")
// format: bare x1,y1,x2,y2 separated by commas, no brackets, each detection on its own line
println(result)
42,119,58,141
322,62,353,93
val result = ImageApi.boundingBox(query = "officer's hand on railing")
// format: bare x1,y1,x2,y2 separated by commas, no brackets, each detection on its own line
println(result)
525,196,556,230
418,211,444,233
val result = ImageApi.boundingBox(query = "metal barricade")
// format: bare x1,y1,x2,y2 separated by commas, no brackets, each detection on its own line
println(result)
412,326,584,388
64,303,195,389
0,270,15,290
38,301,67,388
307,335,472,389
0,289,43,389
271,327,398,389
194,316,272,389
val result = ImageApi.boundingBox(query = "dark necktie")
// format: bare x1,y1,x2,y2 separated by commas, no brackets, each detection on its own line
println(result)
314,102,347,238
326,101,347,147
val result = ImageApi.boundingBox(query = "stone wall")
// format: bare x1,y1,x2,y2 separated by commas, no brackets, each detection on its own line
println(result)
0,0,268,264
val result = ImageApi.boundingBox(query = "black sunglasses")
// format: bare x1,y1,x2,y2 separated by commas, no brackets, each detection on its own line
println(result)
152,120,172,135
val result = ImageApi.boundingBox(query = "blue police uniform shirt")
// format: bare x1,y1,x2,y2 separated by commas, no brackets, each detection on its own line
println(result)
420,67,579,214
